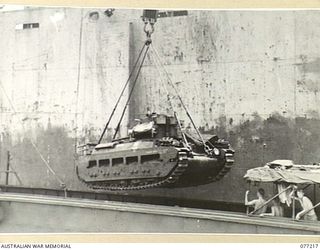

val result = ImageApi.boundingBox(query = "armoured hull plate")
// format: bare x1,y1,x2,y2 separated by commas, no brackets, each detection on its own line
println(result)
77,141,179,183
76,140,190,190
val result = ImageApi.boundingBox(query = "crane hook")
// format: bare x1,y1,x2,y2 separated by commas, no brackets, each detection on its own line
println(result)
141,9,158,44
143,22,154,45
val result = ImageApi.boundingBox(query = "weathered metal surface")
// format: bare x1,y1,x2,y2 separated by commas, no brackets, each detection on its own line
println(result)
0,8,319,205
0,193,318,234
0,185,247,212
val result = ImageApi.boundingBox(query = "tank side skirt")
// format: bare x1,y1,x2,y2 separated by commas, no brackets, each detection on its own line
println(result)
76,150,189,191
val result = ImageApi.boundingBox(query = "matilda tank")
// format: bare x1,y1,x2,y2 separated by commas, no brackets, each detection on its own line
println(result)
76,112,234,191
75,10,235,191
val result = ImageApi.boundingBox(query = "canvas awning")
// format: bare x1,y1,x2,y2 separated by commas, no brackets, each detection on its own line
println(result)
244,160,320,184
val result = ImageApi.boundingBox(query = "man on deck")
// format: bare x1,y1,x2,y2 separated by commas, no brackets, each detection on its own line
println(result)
245,188,267,215
291,188,318,221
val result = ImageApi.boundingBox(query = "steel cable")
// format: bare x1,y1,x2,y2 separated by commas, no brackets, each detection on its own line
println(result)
112,44,150,140
98,43,147,143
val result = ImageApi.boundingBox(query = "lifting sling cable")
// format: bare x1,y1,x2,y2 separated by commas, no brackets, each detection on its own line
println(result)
98,43,147,144
150,44,209,150
174,111,191,149
148,49,175,113
149,49,190,148
112,44,151,140
0,82,66,188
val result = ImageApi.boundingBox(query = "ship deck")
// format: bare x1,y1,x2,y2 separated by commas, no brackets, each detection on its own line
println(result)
0,191,318,234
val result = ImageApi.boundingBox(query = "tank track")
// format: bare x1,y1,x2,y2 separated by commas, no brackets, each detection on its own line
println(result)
213,148,234,181
76,150,189,191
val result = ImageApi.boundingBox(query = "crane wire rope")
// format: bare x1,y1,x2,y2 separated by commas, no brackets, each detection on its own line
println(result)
98,42,147,144
150,44,211,153
112,43,151,140
148,49,190,149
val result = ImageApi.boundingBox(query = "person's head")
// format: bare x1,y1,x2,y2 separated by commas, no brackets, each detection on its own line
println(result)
257,188,265,199
297,189,304,199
